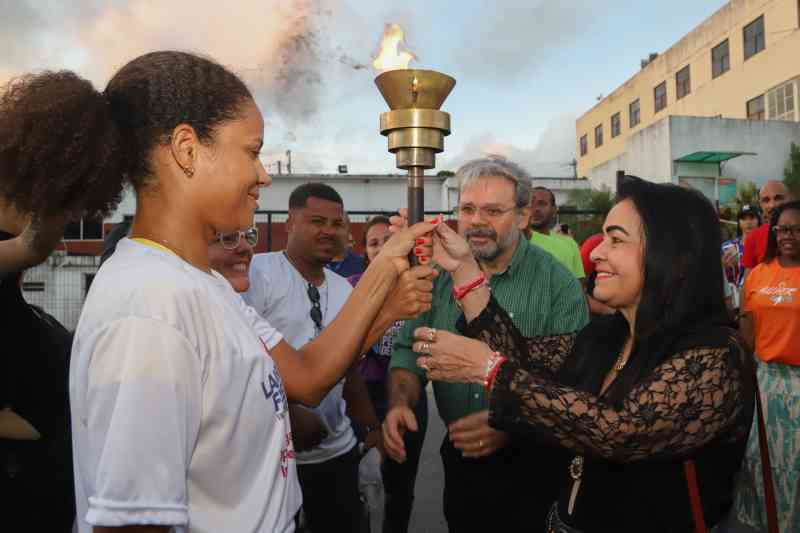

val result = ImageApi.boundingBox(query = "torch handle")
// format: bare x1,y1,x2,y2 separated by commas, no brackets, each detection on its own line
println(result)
407,172,425,265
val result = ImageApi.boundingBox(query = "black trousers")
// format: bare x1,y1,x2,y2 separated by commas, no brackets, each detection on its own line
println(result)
381,391,428,533
440,436,564,533
297,445,362,533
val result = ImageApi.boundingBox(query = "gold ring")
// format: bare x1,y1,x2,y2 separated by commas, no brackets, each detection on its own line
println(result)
422,342,430,354
428,328,436,342
479,440,484,448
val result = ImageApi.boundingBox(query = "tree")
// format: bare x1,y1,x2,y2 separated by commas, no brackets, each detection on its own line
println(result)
436,170,455,177
563,187,614,243
735,180,758,207
784,142,800,198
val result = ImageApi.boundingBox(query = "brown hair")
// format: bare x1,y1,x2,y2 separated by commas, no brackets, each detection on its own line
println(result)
0,51,253,221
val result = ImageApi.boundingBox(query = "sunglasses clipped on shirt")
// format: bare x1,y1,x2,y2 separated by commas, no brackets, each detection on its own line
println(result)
217,227,259,250
307,283,323,331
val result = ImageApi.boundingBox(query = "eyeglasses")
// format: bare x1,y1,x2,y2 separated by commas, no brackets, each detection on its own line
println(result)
456,204,516,220
217,227,259,250
773,225,800,237
307,283,323,331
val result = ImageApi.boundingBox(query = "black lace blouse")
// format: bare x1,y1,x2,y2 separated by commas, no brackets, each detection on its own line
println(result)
456,297,754,532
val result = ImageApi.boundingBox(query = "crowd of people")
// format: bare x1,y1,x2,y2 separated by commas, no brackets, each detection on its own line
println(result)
0,49,796,533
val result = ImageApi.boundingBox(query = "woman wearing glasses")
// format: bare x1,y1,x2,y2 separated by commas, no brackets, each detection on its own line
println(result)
66,51,436,533
208,226,259,293
735,200,800,532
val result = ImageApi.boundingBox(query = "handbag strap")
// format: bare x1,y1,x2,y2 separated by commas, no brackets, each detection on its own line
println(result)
754,380,779,533
684,369,779,533
684,460,707,533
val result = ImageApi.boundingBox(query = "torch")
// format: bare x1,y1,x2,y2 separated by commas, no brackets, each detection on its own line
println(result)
373,25,456,227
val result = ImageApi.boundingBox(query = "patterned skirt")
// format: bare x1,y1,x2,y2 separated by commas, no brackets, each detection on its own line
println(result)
734,360,800,532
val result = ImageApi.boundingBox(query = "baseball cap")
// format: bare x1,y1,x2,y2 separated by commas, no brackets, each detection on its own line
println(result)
737,204,761,220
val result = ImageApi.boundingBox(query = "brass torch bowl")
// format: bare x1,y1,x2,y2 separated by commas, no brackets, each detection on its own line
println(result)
375,69,455,171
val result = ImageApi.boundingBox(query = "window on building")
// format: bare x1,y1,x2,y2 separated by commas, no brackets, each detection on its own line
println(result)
629,99,641,127
676,65,691,100
611,112,621,138
747,94,765,120
767,81,796,121
712,40,730,78
64,217,104,240
594,124,603,148
579,134,588,156
654,82,667,113
744,15,765,60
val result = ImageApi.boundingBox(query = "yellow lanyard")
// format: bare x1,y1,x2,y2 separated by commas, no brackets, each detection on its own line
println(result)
130,237,177,256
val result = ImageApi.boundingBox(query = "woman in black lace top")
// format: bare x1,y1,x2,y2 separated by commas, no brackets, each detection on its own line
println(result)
408,177,754,532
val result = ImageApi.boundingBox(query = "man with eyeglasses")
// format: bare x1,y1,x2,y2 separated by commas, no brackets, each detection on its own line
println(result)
243,183,381,533
386,157,588,533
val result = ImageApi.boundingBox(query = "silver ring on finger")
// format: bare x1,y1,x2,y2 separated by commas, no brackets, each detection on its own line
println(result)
422,342,431,354
428,328,437,342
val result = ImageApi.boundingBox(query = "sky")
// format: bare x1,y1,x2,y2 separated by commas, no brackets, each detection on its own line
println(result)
1,0,729,177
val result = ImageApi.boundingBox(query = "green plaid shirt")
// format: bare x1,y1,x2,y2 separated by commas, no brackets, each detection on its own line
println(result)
390,237,588,424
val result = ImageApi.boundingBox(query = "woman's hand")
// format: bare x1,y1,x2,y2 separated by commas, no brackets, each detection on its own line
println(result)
373,217,438,275
411,327,495,384
383,265,438,320
433,219,478,275
389,209,478,274
288,404,328,452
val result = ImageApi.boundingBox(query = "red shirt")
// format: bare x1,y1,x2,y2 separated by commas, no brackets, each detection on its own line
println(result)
742,224,770,269
580,233,604,277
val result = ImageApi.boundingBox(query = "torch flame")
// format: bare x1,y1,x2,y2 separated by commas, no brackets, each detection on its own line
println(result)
372,23,416,72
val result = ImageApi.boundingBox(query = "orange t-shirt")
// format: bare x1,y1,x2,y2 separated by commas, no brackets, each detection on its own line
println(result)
743,259,800,364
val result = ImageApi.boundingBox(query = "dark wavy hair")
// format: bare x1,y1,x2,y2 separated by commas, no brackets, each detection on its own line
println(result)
619,176,729,342
764,200,800,263
105,51,252,189
568,177,731,404
361,215,392,266
0,51,253,222
0,71,123,219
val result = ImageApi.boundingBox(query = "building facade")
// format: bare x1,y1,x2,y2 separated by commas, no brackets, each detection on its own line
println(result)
588,115,800,196
577,0,800,186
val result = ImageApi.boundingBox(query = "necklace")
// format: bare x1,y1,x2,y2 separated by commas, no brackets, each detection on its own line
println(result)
131,237,177,256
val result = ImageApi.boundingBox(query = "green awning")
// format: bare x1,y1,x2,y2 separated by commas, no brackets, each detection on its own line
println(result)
675,151,756,163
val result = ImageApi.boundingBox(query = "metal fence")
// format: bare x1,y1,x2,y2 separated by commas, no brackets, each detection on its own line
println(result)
21,209,606,331
253,210,458,252
21,252,100,331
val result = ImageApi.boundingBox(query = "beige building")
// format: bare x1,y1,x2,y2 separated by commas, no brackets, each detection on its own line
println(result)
576,0,800,186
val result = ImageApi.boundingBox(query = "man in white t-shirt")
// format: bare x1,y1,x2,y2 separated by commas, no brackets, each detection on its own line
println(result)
244,183,381,532
71,238,301,533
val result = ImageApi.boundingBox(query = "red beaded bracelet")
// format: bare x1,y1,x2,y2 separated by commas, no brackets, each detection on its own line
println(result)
453,272,487,300
484,352,508,392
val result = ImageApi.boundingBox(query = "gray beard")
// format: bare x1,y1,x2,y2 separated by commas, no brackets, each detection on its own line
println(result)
466,229,518,263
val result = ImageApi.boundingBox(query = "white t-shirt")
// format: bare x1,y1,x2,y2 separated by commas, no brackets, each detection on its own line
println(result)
70,239,301,533
243,252,356,464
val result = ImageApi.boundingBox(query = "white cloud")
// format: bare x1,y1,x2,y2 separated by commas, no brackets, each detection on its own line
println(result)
442,113,579,177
